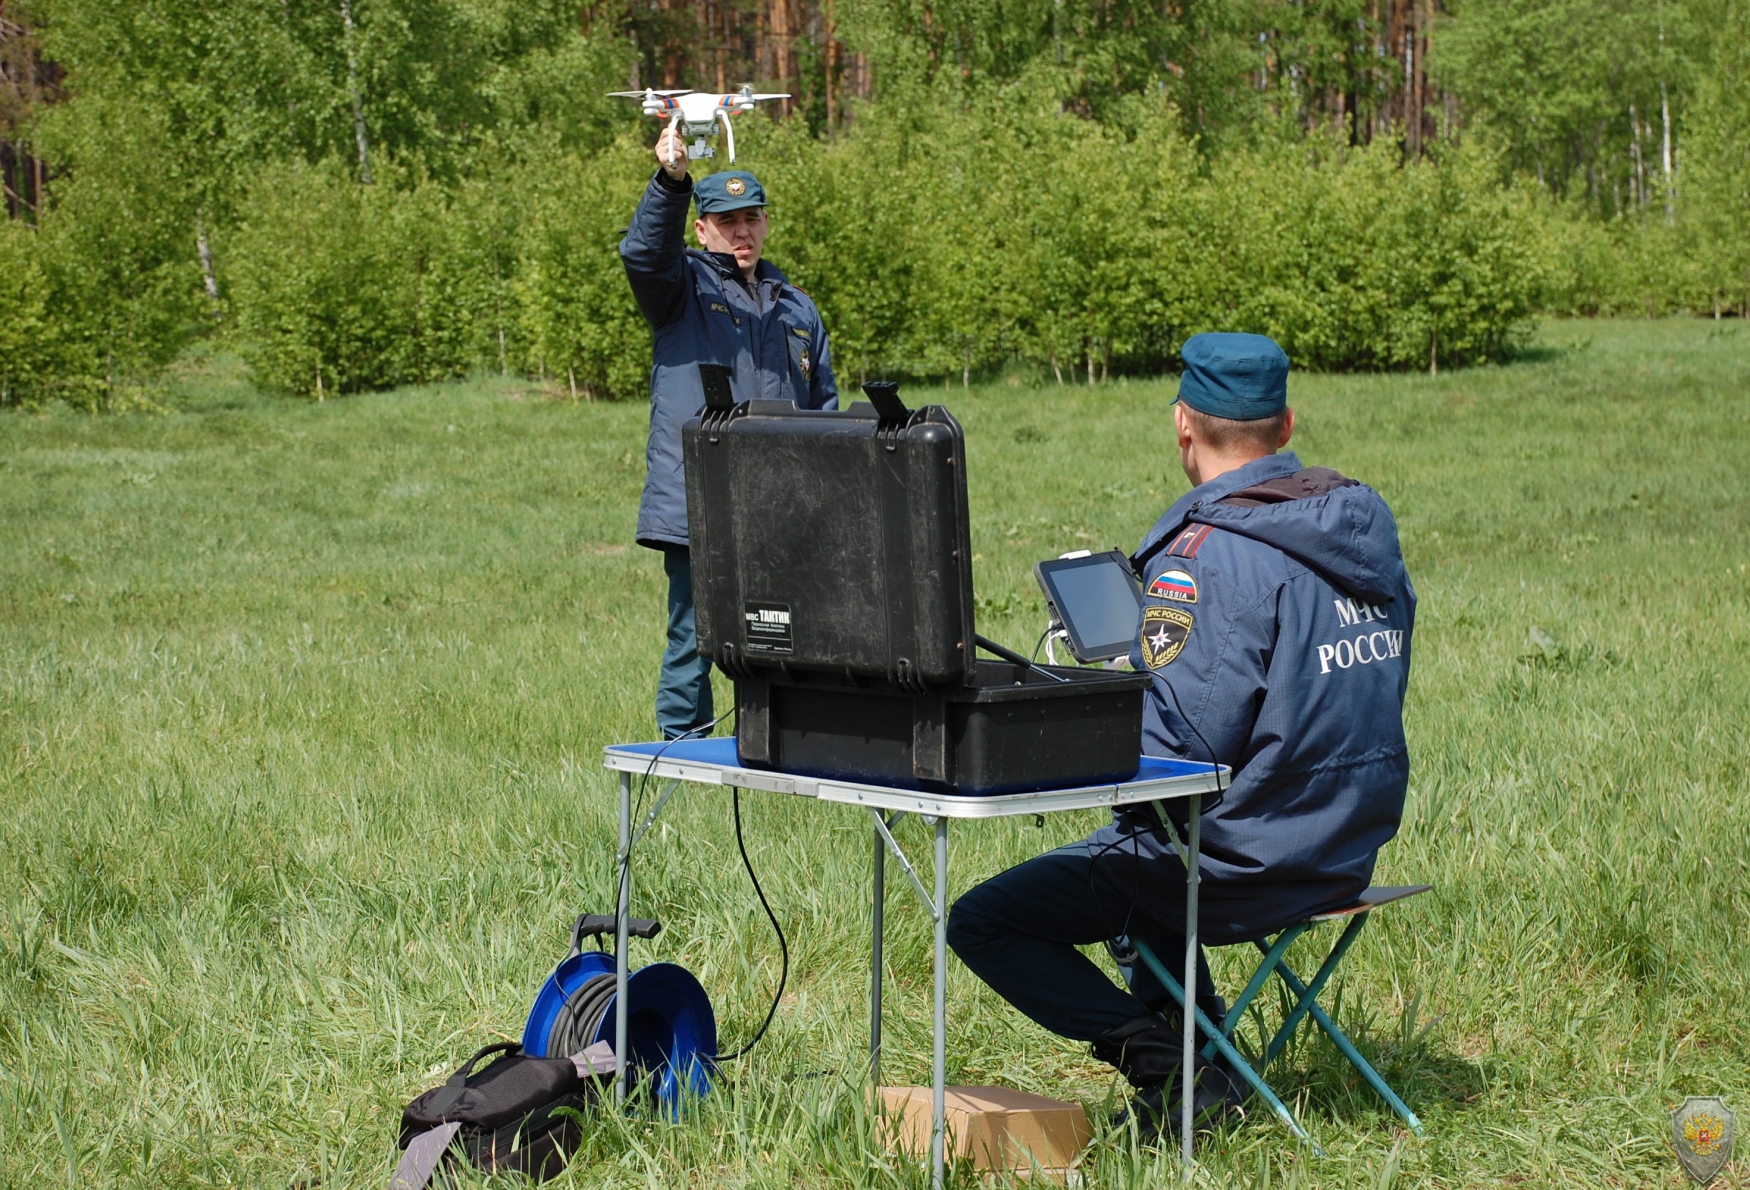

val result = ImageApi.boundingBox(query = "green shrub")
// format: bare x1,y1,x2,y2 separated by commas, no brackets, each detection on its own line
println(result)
228,161,503,397
512,142,653,400
0,224,55,405
1681,0,1750,317
215,88,1563,400
3,100,208,408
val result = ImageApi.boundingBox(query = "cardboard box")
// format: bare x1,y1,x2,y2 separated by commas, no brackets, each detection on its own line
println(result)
878,1086,1091,1180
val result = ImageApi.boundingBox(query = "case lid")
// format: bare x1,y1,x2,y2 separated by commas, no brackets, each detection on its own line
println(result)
683,385,976,690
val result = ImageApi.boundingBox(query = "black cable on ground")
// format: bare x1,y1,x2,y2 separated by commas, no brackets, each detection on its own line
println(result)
715,787,788,1061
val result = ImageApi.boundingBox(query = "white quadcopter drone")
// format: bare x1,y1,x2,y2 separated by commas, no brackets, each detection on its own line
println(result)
608,86,791,164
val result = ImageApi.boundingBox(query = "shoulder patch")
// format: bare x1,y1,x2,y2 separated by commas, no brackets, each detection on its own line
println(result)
1140,606,1193,669
1165,524,1213,559
1148,568,1197,604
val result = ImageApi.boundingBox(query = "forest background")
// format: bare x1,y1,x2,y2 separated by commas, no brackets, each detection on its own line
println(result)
1,0,1748,405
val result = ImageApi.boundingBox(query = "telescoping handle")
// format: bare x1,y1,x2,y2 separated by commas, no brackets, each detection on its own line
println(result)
861,380,908,423
569,913,662,957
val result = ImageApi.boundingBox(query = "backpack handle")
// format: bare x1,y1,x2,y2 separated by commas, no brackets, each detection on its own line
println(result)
427,1041,522,1116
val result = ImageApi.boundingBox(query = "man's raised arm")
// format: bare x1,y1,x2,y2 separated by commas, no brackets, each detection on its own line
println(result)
619,126,694,330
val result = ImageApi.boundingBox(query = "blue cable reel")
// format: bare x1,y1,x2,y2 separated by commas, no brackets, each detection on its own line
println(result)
522,914,717,1114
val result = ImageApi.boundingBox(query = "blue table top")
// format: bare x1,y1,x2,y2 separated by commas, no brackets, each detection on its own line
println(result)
607,737,1218,788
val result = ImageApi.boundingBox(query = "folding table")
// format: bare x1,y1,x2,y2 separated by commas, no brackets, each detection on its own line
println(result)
602,738,1225,1186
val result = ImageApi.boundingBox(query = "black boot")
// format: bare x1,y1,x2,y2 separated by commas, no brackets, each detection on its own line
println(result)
1115,1065,1246,1143
1091,1012,1185,1088
1092,1013,1247,1143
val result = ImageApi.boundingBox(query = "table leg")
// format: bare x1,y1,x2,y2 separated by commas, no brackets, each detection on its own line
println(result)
932,816,948,1190
1181,791,1200,1175
872,818,885,1087
616,770,632,1104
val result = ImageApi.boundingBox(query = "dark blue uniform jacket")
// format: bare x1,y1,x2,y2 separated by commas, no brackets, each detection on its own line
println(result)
620,170,838,549
1091,450,1417,941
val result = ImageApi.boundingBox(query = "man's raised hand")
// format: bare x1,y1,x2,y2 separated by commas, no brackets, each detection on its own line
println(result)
655,125,688,180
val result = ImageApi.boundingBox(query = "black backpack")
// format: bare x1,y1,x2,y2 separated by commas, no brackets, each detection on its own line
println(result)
391,1042,601,1188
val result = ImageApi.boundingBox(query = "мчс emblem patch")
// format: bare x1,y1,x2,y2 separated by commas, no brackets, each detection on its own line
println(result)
1140,606,1193,669
1148,568,1198,604
725,176,746,196
1671,1096,1735,1184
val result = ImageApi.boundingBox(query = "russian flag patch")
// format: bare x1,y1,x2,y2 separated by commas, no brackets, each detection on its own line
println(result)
1148,568,1198,604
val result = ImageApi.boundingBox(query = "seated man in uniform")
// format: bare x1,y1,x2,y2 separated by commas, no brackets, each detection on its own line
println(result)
947,332,1416,1135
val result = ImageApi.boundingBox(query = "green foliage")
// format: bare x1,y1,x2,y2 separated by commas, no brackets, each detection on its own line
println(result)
1433,0,1703,213
1679,0,1750,314
514,142,656,401
1182,137,1549,370
0,99,207,408
35,0,634,197
759,91,1550,380
0,225,52,403
1545,215,1706,317
228,161,507,396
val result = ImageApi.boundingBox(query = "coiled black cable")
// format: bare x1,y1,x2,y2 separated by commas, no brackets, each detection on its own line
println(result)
547,972,617,1058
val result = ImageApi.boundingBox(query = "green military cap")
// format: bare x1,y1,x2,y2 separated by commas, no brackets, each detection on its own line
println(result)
1173,333,1289,420
695,170,766,215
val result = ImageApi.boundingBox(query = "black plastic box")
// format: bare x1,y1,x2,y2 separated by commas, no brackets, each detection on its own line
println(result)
684,398,975,690
734,661,1149,794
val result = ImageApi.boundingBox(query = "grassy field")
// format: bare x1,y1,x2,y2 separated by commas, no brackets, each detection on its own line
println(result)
2,319,1748,1188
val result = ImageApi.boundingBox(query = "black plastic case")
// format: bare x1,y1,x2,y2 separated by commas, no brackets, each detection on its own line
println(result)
734,661,1149,794
686,380,1148,796
684,397,975,690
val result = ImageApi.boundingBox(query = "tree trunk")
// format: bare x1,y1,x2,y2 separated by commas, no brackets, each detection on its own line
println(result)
196,210,221,311
1630,104,1645,209
340,0,372,184
824,0,839,129
770,0,795,113
1659,79,1675,223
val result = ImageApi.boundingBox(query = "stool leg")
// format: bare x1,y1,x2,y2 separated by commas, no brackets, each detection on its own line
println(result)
1132,938,1321,1155
1261,933,1426,1136
1260,914,1368,1070
1210,925,1309,1065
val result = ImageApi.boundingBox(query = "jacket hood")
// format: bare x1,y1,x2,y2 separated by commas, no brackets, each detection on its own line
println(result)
1137,452,1408,604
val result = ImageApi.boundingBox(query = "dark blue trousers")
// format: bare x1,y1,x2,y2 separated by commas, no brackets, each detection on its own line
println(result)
657,547,714,740
947,843,1230,1042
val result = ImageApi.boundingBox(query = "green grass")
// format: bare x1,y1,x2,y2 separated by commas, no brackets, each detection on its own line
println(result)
2,320,1748,1188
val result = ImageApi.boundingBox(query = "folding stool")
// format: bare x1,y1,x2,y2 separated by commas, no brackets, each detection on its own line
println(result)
1131,883,1433,1152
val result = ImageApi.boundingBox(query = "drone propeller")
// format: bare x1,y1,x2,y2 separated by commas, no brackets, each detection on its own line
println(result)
606,88,692,97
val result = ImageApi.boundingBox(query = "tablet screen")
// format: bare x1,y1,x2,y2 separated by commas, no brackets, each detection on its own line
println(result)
1034,551,1144,663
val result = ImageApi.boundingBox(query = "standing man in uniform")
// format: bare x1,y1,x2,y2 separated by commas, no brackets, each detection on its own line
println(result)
946,333,1417,1136
621,125,838,740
